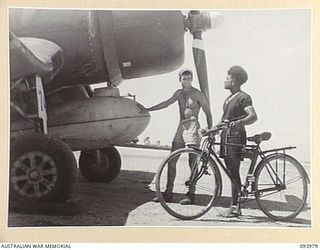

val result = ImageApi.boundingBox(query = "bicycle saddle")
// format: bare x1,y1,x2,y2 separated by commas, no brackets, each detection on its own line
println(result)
247,132,272,144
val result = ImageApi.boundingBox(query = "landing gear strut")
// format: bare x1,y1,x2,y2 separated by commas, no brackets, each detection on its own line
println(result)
10,75,77,206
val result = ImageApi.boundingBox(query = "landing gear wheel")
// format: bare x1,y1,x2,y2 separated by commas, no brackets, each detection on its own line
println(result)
10,133,77,204
79,147,121,182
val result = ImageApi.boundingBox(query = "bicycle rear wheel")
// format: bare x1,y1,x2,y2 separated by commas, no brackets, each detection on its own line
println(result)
155,147,222,220
255,153,308,221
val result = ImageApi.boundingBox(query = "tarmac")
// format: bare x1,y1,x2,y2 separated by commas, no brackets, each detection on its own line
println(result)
8,147,311,228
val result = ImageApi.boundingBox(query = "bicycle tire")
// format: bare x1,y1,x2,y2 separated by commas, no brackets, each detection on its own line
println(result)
254,153,308,221
155,147,222,220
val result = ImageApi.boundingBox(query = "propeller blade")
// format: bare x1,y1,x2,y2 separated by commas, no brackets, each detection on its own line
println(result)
185,10,223,109
192,31,210,108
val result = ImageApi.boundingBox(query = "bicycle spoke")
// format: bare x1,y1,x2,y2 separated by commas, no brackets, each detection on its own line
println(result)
286,176,303,185
156,148,221,220
255,154,307,221
194,184,216,194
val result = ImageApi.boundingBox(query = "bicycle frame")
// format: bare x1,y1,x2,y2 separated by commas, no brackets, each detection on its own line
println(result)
155,124,309,221
196,133,300,198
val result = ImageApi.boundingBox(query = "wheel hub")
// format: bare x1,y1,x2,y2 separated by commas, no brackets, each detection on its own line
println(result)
11,151,58,198
92,152,109,172
29,169,40,181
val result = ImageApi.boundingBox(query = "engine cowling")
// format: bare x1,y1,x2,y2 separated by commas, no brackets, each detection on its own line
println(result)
11,95,150,151
9,9,185,89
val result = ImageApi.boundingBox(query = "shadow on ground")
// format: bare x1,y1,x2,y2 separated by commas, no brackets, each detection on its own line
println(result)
8,169,311,227
8,169,156,227
208,196,311,225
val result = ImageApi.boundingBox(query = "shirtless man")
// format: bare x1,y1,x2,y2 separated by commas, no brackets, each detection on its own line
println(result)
146,68,212,204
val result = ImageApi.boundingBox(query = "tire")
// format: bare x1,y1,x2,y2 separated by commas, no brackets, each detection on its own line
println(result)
155,147,222,220
10,133,77,203
79,147,121,182
254,153,308,221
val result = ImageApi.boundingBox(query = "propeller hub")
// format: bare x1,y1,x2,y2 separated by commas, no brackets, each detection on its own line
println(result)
185,11,223,33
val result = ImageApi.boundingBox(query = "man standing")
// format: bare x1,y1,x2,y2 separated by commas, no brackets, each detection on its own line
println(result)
218,65,258,217
146,68,212,204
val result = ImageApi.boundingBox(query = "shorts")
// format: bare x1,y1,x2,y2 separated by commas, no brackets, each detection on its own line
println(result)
220,128,246,159
173,119,200,146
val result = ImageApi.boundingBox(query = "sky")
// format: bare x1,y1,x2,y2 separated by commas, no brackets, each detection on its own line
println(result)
117,9,311,162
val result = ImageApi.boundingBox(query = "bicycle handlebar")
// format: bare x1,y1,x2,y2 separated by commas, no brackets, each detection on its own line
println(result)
201,116,247,137
200,122,228,137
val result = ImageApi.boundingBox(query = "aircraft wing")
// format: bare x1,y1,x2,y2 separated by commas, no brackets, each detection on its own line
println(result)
9,31,63,84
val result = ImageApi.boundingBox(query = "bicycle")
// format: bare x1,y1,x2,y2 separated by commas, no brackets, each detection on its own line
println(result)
155,121,309,221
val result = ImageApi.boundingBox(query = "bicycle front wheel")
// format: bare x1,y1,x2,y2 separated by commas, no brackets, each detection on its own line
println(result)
155,147,222,220
255,153,308,221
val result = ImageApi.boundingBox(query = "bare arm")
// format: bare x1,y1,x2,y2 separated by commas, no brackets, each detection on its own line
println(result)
198,93,213,128
146,91,178,111
231,106,258,127
241,106,258,125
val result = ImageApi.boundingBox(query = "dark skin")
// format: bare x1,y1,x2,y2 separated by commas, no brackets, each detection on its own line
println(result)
216,74,257,128
217,73,258,207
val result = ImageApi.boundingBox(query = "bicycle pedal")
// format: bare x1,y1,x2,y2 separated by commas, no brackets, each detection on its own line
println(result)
204,170,211,175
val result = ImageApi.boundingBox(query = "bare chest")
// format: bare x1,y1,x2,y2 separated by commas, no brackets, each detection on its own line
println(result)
177,92,200,109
